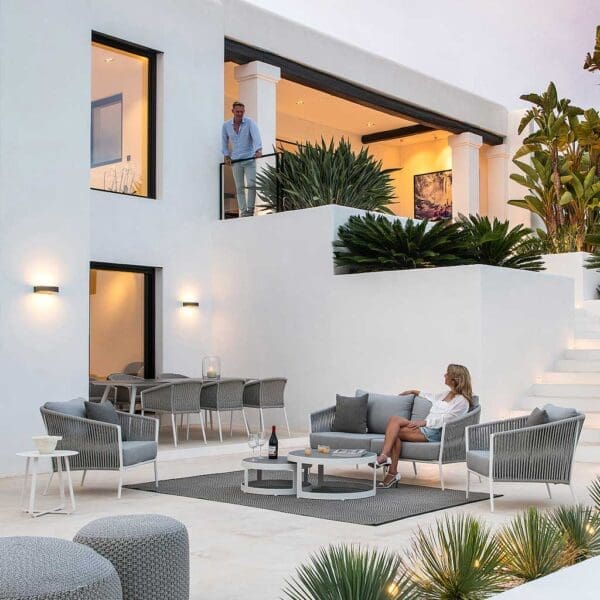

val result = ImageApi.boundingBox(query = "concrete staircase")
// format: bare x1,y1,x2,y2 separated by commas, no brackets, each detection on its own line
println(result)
517,302,600,463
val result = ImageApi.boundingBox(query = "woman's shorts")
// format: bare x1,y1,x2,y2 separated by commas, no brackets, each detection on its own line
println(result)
419,426,442,442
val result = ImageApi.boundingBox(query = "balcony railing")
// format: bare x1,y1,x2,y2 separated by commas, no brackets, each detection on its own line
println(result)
219,152,282,220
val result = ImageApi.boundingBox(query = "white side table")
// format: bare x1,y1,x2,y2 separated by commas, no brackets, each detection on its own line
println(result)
17,450,78,517
241,456,311,496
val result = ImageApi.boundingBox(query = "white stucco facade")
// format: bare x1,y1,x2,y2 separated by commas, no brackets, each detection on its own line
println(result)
0,0,593,475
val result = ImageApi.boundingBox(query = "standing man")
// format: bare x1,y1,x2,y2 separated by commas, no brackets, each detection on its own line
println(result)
222,101,262,217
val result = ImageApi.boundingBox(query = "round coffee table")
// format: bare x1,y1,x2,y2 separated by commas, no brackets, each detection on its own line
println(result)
241,456,310,496
287,450,377,500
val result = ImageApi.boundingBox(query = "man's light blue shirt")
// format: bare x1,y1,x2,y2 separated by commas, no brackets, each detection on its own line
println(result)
221,117,262,160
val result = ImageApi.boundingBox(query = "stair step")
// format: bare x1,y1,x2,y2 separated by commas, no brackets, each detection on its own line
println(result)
575,443,600,463
532,383,600,396
574,330,600,339
573,338,600,349
555,360,600,372
581,428,600,444
542,371,600,384
520,395,600,413
564,349,600,360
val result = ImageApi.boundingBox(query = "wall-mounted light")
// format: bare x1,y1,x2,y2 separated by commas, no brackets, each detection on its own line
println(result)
182,301,199,307
33,285,59,294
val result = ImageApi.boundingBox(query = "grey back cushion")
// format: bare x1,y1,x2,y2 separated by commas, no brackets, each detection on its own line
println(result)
44,399,86,419
542,403,578,422
332,394,368,433
356,389,414,434
527,407,549,427
411,396,433,421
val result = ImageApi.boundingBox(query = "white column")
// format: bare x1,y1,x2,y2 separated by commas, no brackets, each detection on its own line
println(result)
486,144,510,221
506,109,533,228
448,132,483,219
233,61,281,155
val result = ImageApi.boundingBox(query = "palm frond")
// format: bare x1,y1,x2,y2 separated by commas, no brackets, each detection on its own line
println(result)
282,544,414,600
402,515,507,599
589,476,600,509
497,507,567,583
551,504,600,564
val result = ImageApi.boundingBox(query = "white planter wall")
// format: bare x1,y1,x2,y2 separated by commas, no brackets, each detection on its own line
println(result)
543,252,600,306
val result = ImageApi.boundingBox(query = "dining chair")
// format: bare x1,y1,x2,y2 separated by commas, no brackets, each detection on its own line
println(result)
199,379,249,443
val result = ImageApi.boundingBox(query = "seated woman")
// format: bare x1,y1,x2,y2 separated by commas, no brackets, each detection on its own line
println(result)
376,364,473,488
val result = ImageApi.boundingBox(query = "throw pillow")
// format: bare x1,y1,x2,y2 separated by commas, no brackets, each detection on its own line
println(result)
542,403,578,422
411,396,433,421
526,407,549,427
332,394,368,434
85,401,126,440
356,389,414,434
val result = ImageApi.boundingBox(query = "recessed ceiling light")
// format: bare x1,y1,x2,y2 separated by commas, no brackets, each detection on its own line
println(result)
295,99,304,105
366,122,375,128
104,57,114,63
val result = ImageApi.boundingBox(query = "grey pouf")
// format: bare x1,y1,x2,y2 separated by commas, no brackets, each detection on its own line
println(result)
73,514,189,600
0,536,122,599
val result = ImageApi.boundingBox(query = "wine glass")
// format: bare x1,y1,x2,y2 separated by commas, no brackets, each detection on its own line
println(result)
247,433,258,458
257,432,266,458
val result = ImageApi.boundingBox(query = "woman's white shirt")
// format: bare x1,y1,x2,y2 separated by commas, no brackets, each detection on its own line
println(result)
421,392,469,429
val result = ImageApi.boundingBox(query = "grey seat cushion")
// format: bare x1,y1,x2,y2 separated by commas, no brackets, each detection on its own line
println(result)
44,398,86,418
467,450,490,475
121,441,157,466
542,404,578,422
332,394,368,433
370,438,441,460
410,396,432,421
310,432,383,451
356,389,414,434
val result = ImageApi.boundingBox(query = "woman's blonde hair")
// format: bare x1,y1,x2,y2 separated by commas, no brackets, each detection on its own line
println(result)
447,364,473,403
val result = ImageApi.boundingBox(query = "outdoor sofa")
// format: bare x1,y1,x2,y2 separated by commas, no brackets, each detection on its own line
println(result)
309,390,481,489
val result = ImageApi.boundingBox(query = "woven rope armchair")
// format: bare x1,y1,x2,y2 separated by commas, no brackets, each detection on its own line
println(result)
466,411,585,511
40,400,158,498
141,380,206,446
200,379,249,442
243,378,290,437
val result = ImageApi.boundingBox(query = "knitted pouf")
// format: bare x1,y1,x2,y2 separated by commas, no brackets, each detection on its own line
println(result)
73,514,189,600
0,536,122,599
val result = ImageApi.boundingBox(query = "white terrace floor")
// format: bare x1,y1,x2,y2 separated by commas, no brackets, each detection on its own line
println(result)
1,428,599,600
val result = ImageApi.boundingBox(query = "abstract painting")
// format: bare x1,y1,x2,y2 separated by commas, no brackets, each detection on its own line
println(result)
414,170,452,221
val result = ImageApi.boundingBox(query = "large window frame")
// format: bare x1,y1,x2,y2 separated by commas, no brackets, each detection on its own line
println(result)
91,31,159,199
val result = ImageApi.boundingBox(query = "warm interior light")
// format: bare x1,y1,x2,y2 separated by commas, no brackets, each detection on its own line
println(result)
182,301,199,307
295,99,304,105
366,121,375,128
104,57,114,63
474,559,481,568
33,285,59,294
586,524,596,534
386,582,399,596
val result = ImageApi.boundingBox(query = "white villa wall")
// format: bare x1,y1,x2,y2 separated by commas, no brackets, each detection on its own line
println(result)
211,206,574,428
0,1,92,475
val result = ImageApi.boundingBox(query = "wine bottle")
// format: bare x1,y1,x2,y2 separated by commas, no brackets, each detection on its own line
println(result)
268,425,278,459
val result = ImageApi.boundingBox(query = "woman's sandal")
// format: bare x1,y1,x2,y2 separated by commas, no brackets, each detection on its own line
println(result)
377,473,401,488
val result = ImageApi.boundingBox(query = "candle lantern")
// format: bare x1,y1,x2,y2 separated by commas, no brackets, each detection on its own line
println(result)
202,356,221,380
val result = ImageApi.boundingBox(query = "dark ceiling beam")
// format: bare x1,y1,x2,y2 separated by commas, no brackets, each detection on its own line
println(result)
361,124,434,144
225,38,504,146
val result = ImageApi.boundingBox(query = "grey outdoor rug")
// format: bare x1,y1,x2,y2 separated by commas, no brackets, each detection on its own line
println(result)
125,470,495,526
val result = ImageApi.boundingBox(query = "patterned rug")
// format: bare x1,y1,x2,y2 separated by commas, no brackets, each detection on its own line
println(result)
126,470,495,526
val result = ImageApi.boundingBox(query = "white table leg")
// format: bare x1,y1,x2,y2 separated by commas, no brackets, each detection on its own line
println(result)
129,385,137,414
20,457,31,509
56,456,65,510
64,457,76,513
373,462,377,493
28,458,38,516
296,462,304,498
100,385,111,403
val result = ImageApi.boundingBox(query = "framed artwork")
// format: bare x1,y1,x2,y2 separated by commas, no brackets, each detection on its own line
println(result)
414,169,452,221
91,93,123,168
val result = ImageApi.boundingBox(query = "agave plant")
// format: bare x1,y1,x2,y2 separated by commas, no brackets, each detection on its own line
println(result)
282,544,413,600
456,214,544,271
497,507,567,583
255,138,399,213
333,213,472,273
589,476,600,509
551,505,600,564
402,515,507,599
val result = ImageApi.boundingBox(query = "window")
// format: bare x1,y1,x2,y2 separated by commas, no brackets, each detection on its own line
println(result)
91,32,158,198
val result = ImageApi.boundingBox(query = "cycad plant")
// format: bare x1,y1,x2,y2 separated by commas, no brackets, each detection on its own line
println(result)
456,214,544,271
497,507,567,583
255,138,399,213
282,544,413,600
333,213,471,273
551,505,600,564
589,476,600,509
402,515,507,599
